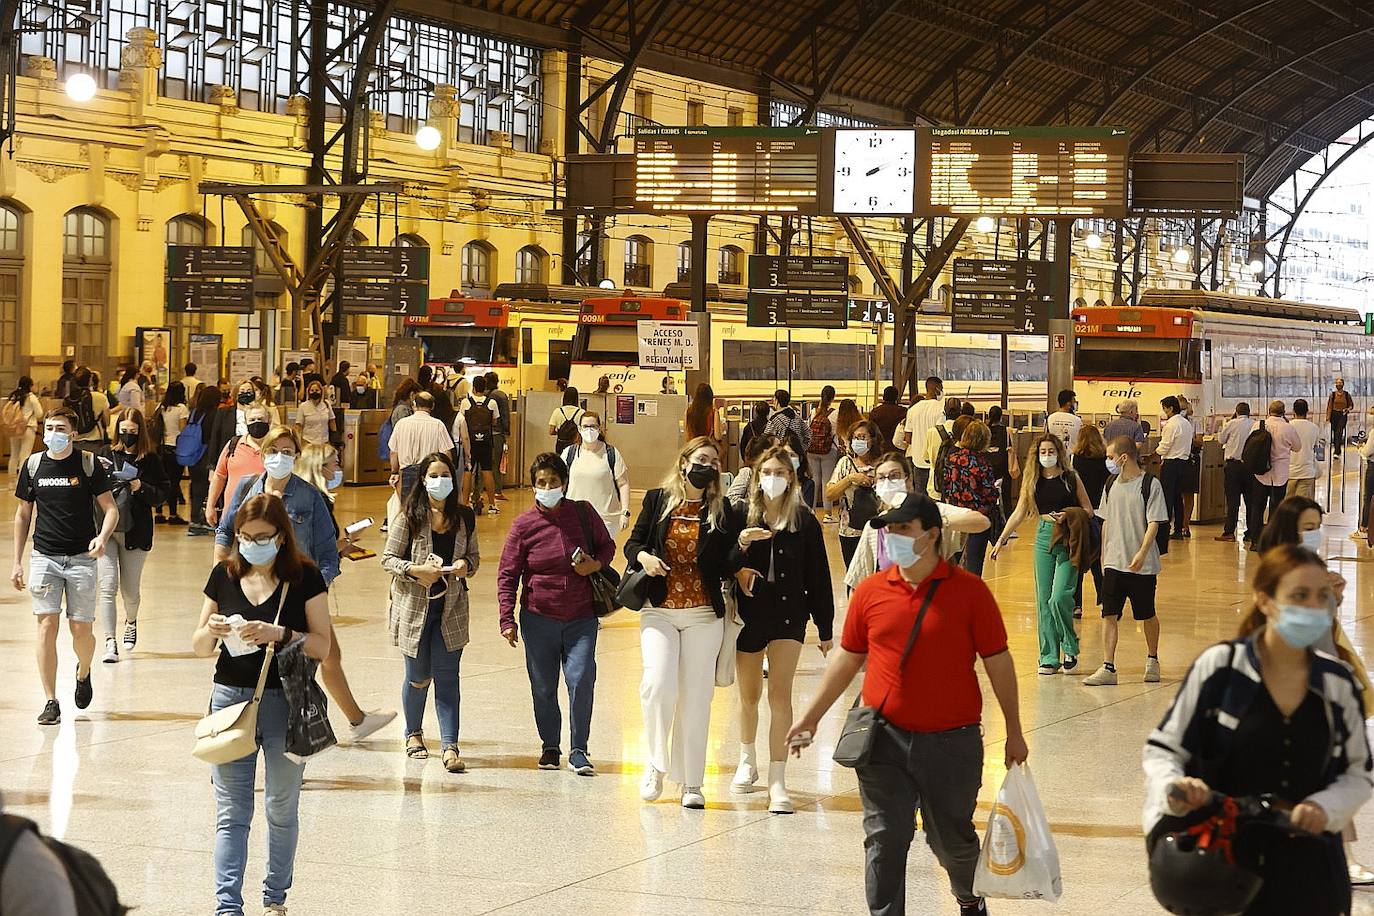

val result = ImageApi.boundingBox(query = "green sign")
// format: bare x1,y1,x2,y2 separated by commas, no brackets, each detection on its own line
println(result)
1365,312,1374,335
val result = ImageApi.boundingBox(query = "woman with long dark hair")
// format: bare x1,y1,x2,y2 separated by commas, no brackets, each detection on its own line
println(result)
738,401,771,463
1145,544,1372,915
187,382,224,536
5,375,42,482
805,385,840,523
116,366,144,413
149,380,190,524
548,386,585,455
382,452,478,772
192,494,332,916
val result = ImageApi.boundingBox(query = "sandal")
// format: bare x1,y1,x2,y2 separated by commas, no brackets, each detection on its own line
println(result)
405,733,428,759
442,745,466,774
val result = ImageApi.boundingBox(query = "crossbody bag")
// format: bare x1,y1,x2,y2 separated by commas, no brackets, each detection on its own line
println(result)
833,578,942,768
571,500,622,617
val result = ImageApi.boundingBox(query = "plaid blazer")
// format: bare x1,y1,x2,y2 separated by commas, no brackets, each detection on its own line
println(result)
381,509,479,658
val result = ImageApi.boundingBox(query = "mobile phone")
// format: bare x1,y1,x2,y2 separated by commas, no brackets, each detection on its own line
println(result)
345,517,374,536
571,546,587,564
788,731,813,750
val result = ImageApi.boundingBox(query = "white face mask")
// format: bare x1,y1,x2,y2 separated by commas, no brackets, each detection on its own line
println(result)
850,438,870,456
1038,453,1058,469
789,455,800,472
1105,458,1120,476
875,479,907,506
579,426,599,444
759,474,788,499
1301,528,1324,555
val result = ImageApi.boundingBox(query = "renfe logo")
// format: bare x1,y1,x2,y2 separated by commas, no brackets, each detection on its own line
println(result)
1100,386,1143,399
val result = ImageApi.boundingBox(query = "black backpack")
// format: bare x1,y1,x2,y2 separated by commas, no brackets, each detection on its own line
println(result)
848,479,882,531
1104,472,1170,557
465,395,494,443
554,406,582,454
64,388,99,435
932,425,956,498
0,813,129,915
1240,420,1272,476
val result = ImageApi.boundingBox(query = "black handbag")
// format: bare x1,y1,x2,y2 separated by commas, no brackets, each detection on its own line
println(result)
277,639,336,761
615,493,663,612
571,501,621,618
833,579,941,768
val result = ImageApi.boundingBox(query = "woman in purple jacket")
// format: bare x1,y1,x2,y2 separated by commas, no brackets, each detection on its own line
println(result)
497,452,616,776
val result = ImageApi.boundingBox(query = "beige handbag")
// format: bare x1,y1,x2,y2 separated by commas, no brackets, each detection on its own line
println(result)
193,584,288,765
715,580,744,688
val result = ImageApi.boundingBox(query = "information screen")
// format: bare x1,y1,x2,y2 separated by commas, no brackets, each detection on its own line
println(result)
633,127,821,214
917,126,1129,218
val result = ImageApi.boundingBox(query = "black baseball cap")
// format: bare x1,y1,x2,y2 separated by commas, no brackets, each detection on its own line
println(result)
870,491,943,530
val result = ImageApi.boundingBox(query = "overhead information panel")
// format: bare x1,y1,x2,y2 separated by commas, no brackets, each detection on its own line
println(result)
633,126,822,214
165,246,256,314
917,127,1129,218
746,255,849,329
336,246,430,315
951,258,1053,336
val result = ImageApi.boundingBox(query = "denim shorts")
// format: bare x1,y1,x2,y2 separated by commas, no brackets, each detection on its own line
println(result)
30,552,98,622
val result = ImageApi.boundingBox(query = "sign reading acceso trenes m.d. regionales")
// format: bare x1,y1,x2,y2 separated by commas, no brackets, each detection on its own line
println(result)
637,320,699,369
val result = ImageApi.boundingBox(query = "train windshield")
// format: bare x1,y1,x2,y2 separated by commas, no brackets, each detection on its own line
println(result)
419,328,517,366
1075,337,1202,381
573,325,638,362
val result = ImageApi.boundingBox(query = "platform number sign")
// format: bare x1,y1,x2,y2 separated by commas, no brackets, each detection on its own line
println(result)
1365,312,1374,335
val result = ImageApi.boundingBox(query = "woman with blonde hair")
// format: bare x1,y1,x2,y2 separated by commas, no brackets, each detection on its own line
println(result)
625,436,739,809
991,432,1094,674
728,444,832,813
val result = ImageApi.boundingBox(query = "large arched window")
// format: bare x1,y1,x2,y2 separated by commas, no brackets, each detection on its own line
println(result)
624,235,652,287
393,233,427,248
462,241,494,291
63,207,112,370
718,245,743,285
677,242,692,282
515,245,546,284
165,215,213,369
0,201,22,383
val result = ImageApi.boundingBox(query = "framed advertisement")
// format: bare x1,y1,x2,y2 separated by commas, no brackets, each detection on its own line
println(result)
189,334,223,387
136,327,173,389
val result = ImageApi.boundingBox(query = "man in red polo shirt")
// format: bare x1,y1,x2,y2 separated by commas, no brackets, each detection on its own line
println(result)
788,491,1028,916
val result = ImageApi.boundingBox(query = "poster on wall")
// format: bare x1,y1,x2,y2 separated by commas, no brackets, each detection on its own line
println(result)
333,337,370,374
282,349,315,377
227,348,266,384
137,327,173,389
189,334,223,387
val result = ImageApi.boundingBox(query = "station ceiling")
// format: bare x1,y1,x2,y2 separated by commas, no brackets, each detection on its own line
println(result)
408,0,1374,200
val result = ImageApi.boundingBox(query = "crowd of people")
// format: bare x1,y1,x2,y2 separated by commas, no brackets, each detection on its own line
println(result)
8,361,1374,916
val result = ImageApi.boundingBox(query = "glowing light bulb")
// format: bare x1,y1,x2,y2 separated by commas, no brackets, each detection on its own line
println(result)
414,124,442,151
1172,247,1191,265
1248,258,1265,274
975,216,996,233
65,73,97,103
1084,232,1102,249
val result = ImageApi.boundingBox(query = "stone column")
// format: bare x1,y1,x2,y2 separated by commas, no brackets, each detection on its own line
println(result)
118,27,162,119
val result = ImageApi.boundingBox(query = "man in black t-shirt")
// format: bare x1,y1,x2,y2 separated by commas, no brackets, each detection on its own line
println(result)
12,408,119,726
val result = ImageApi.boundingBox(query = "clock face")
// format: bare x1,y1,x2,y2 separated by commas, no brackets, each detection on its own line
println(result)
831,129,917,215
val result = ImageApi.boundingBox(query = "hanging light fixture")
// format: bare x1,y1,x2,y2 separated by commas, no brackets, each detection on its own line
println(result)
975,216,996,233
65,72,97,102
414,124,442,150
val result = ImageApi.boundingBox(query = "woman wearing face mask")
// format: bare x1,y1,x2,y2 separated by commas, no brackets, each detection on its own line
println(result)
215,427,393,744
560,411,632,535
497,453,614,774
940,420,1001,577
192,494,332,916
1144,544,1372,915
295,378,336,447
1071,425,1109,617
95,409,168,662
843,452,990,590
205,404,272,528
728,446,833,813
625,437,738,809
991,433,1095,675
382,452,478,771
826,420,885,567
726,434,780,506
779,432,816,508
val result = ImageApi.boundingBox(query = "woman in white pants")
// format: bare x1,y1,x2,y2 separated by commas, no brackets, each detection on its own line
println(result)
625,436,739,809
6,376,42,483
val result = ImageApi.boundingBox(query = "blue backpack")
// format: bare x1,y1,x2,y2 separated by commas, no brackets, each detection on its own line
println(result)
175,410,208,467
378,415,394,462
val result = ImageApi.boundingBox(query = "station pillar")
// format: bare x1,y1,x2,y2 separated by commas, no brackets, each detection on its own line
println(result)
685,214,711,395
1046,218,1074,411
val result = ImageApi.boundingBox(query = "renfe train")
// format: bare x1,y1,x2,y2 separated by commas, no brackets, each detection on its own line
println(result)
1072,289,1368,437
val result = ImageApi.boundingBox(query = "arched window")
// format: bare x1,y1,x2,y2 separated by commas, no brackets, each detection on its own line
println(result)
574,232,606,283
0,201,23,383
63,207,112,370
393,233,427,248
848,275,863,294
718,245,743,285
515,245,546,284
624,235,652,287
462,241,494,290
347,229,367,246
677,242,692,282
166,214,209,246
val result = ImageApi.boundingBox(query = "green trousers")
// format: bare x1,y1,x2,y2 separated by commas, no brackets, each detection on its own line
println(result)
1034,518,1079,668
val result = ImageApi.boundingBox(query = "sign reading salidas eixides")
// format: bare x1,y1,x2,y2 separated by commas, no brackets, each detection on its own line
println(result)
165,246,256,314
337,246,430,315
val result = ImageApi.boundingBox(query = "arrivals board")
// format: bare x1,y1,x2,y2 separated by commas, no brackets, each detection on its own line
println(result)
917,127,1129,218
633,127,822,214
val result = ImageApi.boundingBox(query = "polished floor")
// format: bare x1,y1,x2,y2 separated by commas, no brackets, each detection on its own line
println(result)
3,464,1374,915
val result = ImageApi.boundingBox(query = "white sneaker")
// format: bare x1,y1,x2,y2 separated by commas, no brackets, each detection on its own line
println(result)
1083,664,1118,687
767,762,793,814
681,787,705,809
101,638,118,664
640,768,664,802
348,710,397,744
1144,657,1161,683
731,762,759,794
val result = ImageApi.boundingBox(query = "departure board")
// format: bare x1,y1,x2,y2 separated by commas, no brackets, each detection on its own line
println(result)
916,126,1129,218
633,127,822,214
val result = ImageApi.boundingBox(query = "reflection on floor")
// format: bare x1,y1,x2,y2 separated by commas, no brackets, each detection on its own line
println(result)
2,468,1374,915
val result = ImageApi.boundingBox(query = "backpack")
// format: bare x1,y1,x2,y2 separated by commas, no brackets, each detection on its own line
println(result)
378,415,394,462
65,389,98,435
554,406,582,454
465,395,494,443
1104,472,1170,558
1241,419,1272,476
931,425,956,497
0,397,27,437
561,443,619,480
807,409,834,455
175,410,208,467
847,473,881,532
0,813,129,915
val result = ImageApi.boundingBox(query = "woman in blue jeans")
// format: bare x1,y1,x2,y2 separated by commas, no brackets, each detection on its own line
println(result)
381,451,478,772
192,493,331,916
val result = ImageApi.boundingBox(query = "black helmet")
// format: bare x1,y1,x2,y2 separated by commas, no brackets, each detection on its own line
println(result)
1148,826,1262,915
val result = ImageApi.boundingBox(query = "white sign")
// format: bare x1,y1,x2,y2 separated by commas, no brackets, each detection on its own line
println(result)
637,320,699,370
227,348,265,384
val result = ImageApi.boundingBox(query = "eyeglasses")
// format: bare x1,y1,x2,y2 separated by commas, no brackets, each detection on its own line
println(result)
237,533,279,548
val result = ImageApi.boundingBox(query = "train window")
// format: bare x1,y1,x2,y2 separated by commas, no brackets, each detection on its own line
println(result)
521,326,533,363
1222,352,1260,399
1180,340,1203,381
941,347,1000,381
577,324,639,362
722,340,784,381
548,340,571,382
493,328,518,366
1076,338,1186,380
793,342,867,381
419,329,497,365
881,345,941,377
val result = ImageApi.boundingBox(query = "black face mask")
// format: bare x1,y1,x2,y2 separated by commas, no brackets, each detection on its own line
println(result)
119,432,138,448
237,391,255,406
246,420,271,439
309,390,322,401
686,464,718,489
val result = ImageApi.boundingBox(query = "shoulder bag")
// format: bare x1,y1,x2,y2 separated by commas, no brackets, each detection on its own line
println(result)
833,578,942,769
715,579,744,687
571,500,622,617
193,583,289,765
615,492,661,611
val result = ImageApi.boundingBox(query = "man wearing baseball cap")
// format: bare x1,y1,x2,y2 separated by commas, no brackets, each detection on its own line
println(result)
787,491,1028,916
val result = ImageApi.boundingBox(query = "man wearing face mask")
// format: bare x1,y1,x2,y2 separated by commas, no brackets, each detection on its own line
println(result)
12,408,120,725
787,491,1027,916
388,392,456,511
1082,437,1169,687
295,378,335,447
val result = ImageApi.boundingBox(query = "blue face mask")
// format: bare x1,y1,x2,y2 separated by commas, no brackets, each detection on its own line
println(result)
238,537,280,567
883,531,923,569
425,475,454,501
263,453,295,479
327,469,344,491
1105,458,1120,476
534,486,564,508
1274,604,1332,650
44,430,71,453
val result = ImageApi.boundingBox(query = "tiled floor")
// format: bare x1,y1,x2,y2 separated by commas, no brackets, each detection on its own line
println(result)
3,468,1374,915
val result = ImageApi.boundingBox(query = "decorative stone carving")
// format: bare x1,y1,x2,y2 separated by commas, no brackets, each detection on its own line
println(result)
155,176,187,192
17,162,85,184
470,188,493,211
489,131,513,153
286,95,309,118
110,171,145,192
138,216,154,232
120,28,162,70
428,85,459,120
209,85,239,115
537,137,557,157
24,57,57,89
369,110,387,140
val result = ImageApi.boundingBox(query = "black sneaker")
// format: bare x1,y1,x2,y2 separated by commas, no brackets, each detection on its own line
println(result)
75,671,93,709
538,748,560,770
959,899,988,916
37,699,60,725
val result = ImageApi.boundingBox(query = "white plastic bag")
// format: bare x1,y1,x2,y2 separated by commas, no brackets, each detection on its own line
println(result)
973,762,1063,902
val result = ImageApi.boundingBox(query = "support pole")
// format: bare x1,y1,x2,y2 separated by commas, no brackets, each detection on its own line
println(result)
561,51,582,285
686,214,711,396
1046,219,1074,412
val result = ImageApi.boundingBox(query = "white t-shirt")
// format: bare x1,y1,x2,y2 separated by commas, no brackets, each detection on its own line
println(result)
297,398,334,445
1045,411,1083,449
1096,472,1170,576
159,403,190,446
1289,418,1320,480
563,442,631,533
902,399,946,467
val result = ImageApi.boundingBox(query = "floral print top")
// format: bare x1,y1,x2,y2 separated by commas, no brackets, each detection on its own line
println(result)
661,500,709,609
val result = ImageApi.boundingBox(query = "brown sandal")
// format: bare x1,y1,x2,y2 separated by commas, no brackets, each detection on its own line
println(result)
442,746,465,773
405,733,428,759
